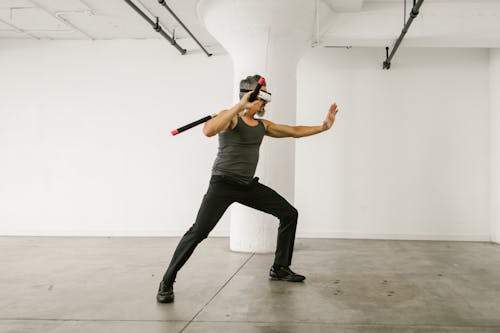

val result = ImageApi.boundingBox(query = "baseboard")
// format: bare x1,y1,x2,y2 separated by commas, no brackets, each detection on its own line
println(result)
0,228,227,237
0,229,491,242
296,231,491,242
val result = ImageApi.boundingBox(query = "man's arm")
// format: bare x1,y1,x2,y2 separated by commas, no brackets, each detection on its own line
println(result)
203,91,254,137
262,103,338,138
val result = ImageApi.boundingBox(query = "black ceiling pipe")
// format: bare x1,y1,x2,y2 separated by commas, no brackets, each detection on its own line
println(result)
123,0,186,55
383,0,424,69
157,0,212,57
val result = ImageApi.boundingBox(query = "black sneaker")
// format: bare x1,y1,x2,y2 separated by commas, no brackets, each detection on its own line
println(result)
269,265,306,282
156,281,174,303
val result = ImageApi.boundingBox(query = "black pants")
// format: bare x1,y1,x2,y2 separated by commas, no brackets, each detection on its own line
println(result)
162,175,298,285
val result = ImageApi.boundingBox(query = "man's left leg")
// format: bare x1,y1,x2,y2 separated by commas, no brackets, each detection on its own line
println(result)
238,179,304,282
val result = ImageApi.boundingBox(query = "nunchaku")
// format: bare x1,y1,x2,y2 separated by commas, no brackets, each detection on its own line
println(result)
171,77,267,136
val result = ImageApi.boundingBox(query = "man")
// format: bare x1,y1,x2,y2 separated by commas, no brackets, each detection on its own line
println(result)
157,75,338,303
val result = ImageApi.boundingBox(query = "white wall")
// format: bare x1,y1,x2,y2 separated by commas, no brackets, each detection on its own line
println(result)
0,42,492,241
296,47,490,241
0,39,233,236
490,48,500,243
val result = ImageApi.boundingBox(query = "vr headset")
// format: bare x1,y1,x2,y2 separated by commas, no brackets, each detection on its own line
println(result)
240,89,272,103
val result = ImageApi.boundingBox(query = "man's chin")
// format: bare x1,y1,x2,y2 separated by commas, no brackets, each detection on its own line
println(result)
257,110,265,117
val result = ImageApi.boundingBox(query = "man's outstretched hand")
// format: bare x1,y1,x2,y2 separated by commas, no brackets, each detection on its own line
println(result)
322,103,338,131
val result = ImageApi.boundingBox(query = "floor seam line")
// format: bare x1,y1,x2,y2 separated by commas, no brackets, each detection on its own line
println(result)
181,320,500,328
179,253,255,333
2,318,500,329
0,318,187,323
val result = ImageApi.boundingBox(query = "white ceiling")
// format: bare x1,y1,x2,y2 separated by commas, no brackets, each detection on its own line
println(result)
0,0,219,47
321,0,500,48
0,0,499,54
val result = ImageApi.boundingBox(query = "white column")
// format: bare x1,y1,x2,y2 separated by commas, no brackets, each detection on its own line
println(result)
197,0,315,252
491,48,500,244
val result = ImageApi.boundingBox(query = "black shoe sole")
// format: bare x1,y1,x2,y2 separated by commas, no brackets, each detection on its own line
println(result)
269,276,305,282
156,294,174,303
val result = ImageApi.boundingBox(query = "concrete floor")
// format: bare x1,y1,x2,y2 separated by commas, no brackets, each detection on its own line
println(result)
1,237,500,333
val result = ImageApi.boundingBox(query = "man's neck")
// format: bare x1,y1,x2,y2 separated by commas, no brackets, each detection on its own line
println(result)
243,110,257,119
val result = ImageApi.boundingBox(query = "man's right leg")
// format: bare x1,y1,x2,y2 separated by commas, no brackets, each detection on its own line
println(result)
163,192,233,285
158,181,233,302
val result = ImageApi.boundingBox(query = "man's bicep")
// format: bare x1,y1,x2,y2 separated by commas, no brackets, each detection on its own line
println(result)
221,115,238,132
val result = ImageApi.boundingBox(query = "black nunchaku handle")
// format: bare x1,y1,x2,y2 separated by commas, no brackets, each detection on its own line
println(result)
171,115,213,136
171,77,266,136
248,77,266,102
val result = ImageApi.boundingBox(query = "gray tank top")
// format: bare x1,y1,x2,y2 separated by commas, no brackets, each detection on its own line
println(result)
211,115,266,184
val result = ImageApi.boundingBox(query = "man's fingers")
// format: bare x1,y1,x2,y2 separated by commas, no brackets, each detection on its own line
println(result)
330,103,338,113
